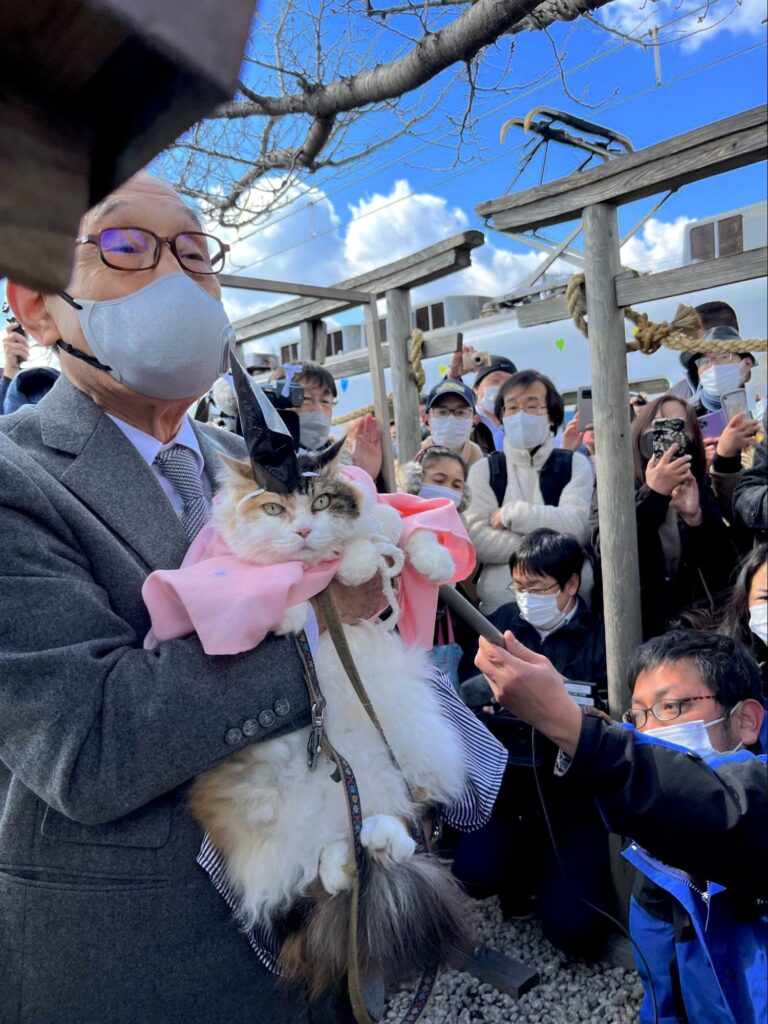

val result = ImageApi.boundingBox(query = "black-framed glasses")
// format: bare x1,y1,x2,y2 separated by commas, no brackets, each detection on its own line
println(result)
76,227,229,275
622,694,718,728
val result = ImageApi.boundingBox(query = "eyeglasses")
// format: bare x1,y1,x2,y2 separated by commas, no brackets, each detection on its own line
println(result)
431,405,473,420
507,580,560,596
694,353,740,370
622,694,718,728
76,227,229,275
503,401,548,415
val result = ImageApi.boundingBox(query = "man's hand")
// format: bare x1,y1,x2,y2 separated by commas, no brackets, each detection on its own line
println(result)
716,412,759,458
561,412,584,452
351,414,383,480
312,575,385,633
3,322,30,379
475,631,583,756
448,344,476,381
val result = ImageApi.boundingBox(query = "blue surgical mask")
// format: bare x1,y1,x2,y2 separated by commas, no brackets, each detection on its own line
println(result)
419,483,462,507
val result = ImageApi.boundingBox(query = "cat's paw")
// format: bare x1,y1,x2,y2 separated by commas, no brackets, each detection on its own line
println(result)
337,537,381,586
274,602,309,636
319,839,355,896
405,530,455,583
360,814,416,864
373,504,403,545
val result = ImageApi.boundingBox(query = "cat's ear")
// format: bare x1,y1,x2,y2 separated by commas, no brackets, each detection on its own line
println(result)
218,453,255,483
302,435,346,473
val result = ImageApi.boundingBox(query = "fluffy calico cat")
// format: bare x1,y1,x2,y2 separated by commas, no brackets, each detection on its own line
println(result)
189,439,470,996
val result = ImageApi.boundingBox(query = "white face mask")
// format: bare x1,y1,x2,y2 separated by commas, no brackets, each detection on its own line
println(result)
503,411,551,450
429,415,472,450
748,603,768,646
419,483,462,507
59,274,234,400
699,362,742,398
516,591,566,632
298,411,331,451
644,702,743,763
480,386,500,415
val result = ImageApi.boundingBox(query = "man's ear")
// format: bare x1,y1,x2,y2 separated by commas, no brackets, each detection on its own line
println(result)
564,573,581,599
6,283,62,348
733,698,764,747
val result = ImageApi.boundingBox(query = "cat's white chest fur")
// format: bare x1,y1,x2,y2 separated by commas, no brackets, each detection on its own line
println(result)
192,622,467,929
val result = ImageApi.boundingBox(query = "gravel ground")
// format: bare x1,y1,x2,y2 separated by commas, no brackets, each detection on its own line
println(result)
384,897,644,1023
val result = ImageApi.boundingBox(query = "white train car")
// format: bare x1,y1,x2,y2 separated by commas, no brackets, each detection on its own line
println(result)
329,202,767,419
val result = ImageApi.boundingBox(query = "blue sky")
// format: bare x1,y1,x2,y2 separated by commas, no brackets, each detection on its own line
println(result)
213,0,767,331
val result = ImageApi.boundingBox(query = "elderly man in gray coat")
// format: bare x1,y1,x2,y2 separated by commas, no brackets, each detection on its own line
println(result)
0,173,385,1024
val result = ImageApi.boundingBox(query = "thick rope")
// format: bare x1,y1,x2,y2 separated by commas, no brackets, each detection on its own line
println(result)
566,272,767,355
332,330,427,425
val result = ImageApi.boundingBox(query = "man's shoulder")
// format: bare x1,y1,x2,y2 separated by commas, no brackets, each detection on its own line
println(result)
193,421,247,458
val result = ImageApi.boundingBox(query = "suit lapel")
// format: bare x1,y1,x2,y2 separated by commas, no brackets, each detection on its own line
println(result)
38,378,189,571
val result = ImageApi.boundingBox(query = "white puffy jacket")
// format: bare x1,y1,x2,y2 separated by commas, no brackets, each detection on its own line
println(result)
464,437,593,613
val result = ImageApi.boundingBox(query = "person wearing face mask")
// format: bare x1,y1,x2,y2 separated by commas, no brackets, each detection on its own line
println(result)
591,393,738,640
465,370,593,613
0,172,399,1024
684,326,757,417
421,378,484,469
475,628,767,1024
469,355,517,455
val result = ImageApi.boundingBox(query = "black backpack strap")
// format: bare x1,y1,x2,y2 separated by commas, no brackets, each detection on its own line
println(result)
539,448,574,507
487,450,508,508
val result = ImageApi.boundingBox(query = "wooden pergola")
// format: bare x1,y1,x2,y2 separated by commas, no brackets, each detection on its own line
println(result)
476,104,768,717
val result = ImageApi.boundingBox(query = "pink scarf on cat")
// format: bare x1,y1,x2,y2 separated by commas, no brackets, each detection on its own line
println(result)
143,466,475,656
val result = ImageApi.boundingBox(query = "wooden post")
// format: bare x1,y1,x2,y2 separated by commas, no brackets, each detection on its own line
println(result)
364,296,396,491
582,202,642,719
386,287,422,465
298,320,313,363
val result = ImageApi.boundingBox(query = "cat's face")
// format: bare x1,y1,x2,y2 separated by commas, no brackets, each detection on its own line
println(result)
215,450,362,565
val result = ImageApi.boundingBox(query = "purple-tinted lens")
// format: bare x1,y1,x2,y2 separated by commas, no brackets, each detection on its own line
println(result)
100,228,156,267
175,232,224,273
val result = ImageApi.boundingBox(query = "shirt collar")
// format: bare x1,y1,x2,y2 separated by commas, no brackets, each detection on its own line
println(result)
107,413,205,476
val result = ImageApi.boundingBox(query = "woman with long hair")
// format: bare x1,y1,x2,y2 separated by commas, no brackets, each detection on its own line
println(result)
719,543,768,666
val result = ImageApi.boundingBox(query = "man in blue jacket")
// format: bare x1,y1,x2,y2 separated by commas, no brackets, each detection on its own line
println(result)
476,628,767,1024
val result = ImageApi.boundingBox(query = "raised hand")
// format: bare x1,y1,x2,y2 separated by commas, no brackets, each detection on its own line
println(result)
716,412,759,458
645,444,693,497
3,322,30,379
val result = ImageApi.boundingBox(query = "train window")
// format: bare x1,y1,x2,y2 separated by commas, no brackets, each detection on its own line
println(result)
717,215,743,257
280,342,299,363
379,317,387,342
326,330,344,357
690,223,715,262
430,302,445,329
415,306,430,331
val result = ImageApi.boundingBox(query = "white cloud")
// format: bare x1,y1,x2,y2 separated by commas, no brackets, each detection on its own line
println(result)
599,0,765,53
620,215,691,271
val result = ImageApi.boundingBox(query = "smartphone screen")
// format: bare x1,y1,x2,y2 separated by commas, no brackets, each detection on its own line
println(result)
721,388,750,422
577,387,593,428
652,417,687,460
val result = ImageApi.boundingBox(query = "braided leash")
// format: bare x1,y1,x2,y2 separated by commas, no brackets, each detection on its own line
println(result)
565,272,767,355
294,594,438,1024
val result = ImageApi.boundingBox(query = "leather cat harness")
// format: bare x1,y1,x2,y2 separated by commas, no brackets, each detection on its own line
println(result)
294,586,439,1024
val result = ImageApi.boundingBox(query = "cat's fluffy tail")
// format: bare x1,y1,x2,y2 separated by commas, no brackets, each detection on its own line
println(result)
276,853,472,999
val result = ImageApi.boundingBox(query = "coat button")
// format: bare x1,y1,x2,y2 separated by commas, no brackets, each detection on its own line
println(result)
258,709,276,729
224,727,244,746
273,698,291,717
242,719,260,737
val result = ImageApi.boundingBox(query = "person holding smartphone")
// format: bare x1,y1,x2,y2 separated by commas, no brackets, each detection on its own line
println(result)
591,393,738,639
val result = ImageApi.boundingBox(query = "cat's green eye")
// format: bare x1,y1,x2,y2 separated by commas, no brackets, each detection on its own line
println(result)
311,494,331,511
263,502,285,516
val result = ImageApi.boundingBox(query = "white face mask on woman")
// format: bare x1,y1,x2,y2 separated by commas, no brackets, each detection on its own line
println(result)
748,603,768,645
502,411,551,450
419,483,462,507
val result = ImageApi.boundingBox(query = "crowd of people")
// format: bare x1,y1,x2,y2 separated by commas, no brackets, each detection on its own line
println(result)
1,171,766,1024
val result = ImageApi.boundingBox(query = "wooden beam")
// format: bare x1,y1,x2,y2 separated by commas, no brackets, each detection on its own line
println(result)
583,203,642,719
387,288,422,465
320,332,462,380
477,107,767,233
232,231,484,342
219,274,371,303
513,246,768,328
364,298,396,491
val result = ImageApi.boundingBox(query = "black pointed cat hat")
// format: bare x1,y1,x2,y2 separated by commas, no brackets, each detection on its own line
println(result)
229,353,300,494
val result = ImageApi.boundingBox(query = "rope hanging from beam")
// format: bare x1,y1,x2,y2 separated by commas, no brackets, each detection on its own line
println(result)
565,272,768,354
332,329,427,425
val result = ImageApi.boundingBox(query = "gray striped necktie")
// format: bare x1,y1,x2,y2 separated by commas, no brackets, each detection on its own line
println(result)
153,444,210,541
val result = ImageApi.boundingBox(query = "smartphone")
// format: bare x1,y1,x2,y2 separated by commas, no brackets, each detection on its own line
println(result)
461,350,491,373
721,388,751,422
576,386,593,428
699,408,728,439
652,417,687,460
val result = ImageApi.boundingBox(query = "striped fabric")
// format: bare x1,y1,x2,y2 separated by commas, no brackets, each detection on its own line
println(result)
197,665,508,972
153,444,210,541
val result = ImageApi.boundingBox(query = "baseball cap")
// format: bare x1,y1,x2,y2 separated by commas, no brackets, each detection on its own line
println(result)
426,378,476,412
473,355,518,390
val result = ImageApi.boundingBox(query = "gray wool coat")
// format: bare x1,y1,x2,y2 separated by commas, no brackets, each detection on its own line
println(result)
0,377,336,1024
